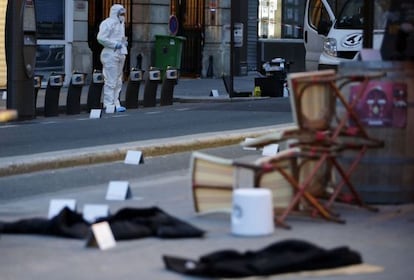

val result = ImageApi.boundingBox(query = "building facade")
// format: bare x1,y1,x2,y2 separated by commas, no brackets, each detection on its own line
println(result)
1,0,307,88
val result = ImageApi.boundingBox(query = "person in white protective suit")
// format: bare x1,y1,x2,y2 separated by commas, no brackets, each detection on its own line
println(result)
97,4,128,112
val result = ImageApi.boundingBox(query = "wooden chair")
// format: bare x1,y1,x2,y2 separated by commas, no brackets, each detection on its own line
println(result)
190,152,235,213
290,71,385,212
190,150,295,215
190,148,345,229
242,70,385,218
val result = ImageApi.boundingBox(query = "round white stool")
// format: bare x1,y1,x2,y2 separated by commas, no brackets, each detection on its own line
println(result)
231,188,274,236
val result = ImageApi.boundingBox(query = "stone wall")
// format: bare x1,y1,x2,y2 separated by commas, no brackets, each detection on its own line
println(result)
72,1,92,80
70,0,235,79
202,0,231,77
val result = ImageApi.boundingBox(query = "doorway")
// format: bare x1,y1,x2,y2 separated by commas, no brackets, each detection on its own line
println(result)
171,0,205,77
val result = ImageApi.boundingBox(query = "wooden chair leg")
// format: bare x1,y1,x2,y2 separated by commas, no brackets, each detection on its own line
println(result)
275,155,345,229
329,157,379,212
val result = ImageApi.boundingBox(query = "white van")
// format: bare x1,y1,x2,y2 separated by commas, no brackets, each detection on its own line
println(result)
304,0,390,70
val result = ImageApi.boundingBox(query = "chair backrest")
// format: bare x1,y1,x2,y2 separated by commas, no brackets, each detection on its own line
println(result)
256,166,294,209
287,70,338,197
190,152,235,213
253,148,300,209
287,70,337,131
190,151,295,213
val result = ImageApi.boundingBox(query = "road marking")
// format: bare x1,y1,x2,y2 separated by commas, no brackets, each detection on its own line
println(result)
111,114,129,118
145,111,162,115
0,124,18,128
77,118,93,121
174,108,191,111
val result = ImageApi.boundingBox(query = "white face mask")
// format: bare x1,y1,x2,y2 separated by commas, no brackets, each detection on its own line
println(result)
118,15,125,23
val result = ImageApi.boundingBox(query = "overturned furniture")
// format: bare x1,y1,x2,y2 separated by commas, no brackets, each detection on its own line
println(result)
242,69,385,227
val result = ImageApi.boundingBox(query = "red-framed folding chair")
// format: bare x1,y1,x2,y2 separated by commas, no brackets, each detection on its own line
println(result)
190,150,295,215
190,147,345,229
242,70,385,223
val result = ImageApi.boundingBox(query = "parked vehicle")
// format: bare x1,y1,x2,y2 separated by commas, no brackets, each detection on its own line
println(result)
304,0,390,70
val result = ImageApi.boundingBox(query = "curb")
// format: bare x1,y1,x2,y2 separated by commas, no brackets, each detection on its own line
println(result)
2,95,272,116
0,124,295,177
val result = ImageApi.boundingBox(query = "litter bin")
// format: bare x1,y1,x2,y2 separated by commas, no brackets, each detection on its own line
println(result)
255,58,287,97
154,35,186,75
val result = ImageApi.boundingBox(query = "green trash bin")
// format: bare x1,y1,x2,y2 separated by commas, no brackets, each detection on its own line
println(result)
154,35,186,75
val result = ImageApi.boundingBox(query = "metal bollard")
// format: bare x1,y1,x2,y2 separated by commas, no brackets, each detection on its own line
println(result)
125,68,143,109
33,75,43,112
160,67,178,106
86,70,104,112
143,67,161,107
66,72,87,115
44,72,65,117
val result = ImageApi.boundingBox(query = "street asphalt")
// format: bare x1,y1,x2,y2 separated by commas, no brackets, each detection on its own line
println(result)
1,73,413,280
0,72,294,175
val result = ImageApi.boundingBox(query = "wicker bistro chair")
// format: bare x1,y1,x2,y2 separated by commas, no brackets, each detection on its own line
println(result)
190,148,345,229
190,150,294,214
242,70,385,220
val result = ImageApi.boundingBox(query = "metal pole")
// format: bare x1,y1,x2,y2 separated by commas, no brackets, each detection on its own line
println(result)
6,0,37,120
363,0,374,48
229,0,235,98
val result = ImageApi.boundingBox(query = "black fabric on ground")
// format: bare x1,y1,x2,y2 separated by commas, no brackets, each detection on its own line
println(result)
98,207,205,240
0,207,204,240
0,208,89,239
163,239,363,278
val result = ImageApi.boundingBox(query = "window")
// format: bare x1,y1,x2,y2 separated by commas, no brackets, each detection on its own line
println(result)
35,45,65,74
336,0,391,30
309,0,331,31
35,0,66,82
258,0,305,39
35,0,65,39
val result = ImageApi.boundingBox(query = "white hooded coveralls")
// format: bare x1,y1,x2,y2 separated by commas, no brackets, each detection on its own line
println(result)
97,4,128,109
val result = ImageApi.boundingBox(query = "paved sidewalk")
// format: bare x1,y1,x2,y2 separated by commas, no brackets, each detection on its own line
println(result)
0,146,413,280
1,73,414,280
0,72,292,176
1,72,270,111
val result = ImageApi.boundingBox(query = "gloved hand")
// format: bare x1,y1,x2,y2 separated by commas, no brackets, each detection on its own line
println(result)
115,43,123,49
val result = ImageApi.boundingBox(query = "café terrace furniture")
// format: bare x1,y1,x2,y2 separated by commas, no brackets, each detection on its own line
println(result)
242,70,385,225
190,146,346,229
